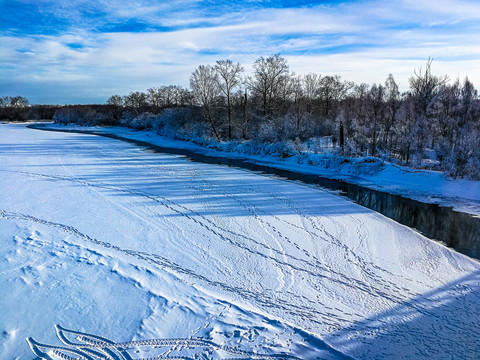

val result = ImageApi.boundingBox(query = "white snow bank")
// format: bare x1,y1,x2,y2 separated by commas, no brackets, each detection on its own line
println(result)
42,123,480,215
2,123,479,359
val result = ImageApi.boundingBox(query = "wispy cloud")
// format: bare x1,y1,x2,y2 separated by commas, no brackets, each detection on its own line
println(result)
1,0,479,103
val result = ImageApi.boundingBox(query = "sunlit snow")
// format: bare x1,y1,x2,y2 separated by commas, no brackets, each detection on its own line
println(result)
1,123,479,359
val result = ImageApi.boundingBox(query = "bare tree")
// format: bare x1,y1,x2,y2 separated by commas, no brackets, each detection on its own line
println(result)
286,74,306,135
319,75,353,117
147,87,163,107
248,54,289,117
302,73,322,114
319,75,353,151
123,91,148,115
383,74,401,150
409,58,448,118
190,65,222,140
107,95,124,107
214,60,244,139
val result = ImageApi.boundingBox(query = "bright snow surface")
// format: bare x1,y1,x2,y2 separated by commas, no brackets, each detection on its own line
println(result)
1,123,479,359
41,124,480,215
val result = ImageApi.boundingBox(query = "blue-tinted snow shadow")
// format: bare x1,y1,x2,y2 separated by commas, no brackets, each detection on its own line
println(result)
2,131,369,217
10,125,480,258
325,270,480,359
7,127,480,360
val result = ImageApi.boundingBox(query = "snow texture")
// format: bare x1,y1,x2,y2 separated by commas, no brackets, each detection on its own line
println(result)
1,123,479,359
45,123,480,215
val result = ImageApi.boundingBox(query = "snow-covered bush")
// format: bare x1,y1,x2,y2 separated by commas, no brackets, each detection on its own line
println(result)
236,140,264,155
152,107,202,138
119,111,135,127
296,153,384,176
255,117,283,143
130,112,158,130
263,141,298,158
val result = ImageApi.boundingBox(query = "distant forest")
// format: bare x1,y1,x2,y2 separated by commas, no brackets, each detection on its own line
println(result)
2,56,479,179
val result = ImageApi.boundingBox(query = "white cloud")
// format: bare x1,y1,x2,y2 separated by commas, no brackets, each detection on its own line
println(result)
2,0,480,103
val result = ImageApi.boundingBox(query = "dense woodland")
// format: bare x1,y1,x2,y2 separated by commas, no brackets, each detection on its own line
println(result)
2,57,479,178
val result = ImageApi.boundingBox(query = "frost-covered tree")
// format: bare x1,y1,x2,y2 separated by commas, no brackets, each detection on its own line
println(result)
90,56,479,179
406,59,449,159
53,106,106,126
383,74,401,151
409,59,448,118
0,95,29,108
190,65,222,140
0,96,9,108
396,94,417,164
459,77,478,126
10,95,29,108
248,54,289,117
214,60,244,139
368,83,386,156
441,78,480,178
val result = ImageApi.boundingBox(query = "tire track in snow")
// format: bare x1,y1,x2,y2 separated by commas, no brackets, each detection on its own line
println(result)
28,324,301,360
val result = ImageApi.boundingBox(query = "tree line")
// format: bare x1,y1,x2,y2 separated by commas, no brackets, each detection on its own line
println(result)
3,55,479,178
0,95,61,121
102,56,479,178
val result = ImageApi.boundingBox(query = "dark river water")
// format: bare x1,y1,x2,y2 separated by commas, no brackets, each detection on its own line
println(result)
30,124,480,260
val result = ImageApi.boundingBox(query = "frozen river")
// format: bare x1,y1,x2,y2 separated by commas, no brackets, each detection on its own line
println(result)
1,123,479,359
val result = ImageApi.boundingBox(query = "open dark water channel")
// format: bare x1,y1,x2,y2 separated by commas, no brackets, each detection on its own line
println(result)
30,124,480,260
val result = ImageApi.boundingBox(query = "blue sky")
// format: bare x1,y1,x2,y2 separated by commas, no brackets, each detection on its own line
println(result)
1,0,480,104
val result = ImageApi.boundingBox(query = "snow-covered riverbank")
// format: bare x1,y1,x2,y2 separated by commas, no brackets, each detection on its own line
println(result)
39,123,480,216
2,123,479,359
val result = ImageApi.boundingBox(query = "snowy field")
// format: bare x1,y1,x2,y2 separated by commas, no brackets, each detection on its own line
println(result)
1,123,479,359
